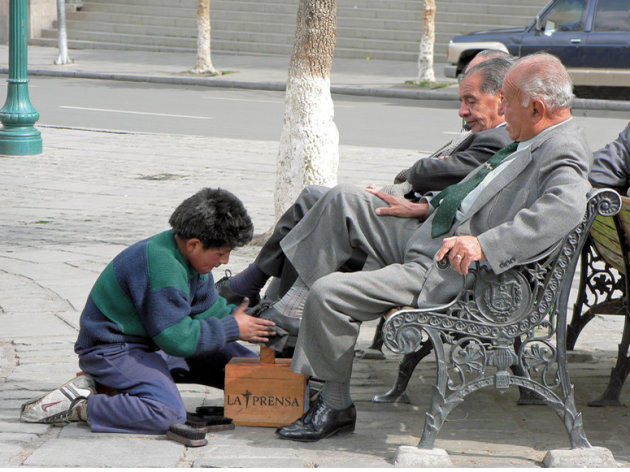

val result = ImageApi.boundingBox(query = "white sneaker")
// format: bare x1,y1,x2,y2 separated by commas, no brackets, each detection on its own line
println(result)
20,374,96,423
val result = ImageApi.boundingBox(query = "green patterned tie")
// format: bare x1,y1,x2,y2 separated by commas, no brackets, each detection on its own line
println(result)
430,142,518,238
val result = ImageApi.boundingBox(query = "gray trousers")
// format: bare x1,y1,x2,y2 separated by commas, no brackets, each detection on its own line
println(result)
256,184,369,299
255,185,328,298
280,184,438,383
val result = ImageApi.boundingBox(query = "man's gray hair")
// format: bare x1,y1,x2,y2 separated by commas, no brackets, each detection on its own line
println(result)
511,52,574,111
465,57,514,95
473,49,511,61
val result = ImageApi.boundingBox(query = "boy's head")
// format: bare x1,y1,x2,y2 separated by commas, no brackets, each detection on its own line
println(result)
169,188,254,250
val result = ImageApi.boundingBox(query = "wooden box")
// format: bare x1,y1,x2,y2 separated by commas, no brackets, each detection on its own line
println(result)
224,347,309,427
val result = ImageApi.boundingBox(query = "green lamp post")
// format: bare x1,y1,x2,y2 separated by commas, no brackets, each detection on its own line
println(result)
0,0,42,156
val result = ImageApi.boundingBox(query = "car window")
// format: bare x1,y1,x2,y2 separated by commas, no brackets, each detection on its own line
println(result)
543,0,587,33
593,0,630,32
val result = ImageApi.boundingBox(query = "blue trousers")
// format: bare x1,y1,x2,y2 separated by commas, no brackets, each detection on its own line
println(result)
78,342,255,434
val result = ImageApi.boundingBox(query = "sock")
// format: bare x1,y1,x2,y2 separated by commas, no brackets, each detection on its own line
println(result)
321,381,353,409
230,263,269,298
272,277,309,319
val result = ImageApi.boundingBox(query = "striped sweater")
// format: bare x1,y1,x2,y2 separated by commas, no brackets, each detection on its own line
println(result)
74,230,240,358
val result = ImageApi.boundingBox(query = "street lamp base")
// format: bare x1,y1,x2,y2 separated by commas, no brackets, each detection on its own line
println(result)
0,126,42,155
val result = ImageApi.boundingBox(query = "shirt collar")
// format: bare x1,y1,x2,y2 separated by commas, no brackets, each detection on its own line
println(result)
517,117,572,151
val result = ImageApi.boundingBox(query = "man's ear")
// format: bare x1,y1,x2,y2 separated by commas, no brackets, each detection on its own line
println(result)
531,98,545,123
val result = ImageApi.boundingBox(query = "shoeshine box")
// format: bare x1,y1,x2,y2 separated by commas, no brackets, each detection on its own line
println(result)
224,347,309,427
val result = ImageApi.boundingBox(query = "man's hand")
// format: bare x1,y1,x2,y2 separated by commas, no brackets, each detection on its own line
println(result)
232,298,276,343
436,235,486,275
437,155,450,160
365,187,429,219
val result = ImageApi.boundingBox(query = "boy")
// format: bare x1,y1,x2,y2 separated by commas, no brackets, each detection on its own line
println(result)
20,188,276,434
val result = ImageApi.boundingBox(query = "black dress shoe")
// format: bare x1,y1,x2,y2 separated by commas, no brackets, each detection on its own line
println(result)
276,395,356,442
246,300,301,335
215,270,260,307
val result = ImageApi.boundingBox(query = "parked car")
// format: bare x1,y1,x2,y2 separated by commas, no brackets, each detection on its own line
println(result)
445,0,630,89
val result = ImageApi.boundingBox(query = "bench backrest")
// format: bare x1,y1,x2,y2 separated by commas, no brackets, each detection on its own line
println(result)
590,195,630,274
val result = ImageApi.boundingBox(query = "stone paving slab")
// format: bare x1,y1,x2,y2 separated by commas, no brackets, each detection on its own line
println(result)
23,437,186,467
0,314,77,340
0,422,50,434
0,444,23,466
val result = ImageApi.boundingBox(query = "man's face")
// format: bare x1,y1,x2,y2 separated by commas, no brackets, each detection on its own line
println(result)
458,72,504,133
499,72,535,142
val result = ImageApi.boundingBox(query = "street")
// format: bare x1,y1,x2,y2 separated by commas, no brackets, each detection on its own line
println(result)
6,76,628,153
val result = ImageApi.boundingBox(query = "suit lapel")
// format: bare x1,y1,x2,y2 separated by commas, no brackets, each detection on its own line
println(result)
459,145,533,223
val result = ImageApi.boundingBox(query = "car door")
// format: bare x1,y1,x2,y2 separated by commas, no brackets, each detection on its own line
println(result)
519,0,589,67
582,0,630,68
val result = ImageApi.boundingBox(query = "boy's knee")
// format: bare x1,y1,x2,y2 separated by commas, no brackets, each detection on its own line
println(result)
149,403,187,433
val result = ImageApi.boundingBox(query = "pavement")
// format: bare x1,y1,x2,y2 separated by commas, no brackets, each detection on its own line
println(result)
0,45,629,468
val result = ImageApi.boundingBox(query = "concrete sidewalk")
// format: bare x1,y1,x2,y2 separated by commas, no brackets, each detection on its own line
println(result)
0,125,629,468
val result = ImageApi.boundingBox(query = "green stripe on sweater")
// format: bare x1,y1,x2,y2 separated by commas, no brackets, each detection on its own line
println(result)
91,262,147,337
153,317,200,357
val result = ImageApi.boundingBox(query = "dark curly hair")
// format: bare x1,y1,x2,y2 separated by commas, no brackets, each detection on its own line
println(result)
169,188,253,249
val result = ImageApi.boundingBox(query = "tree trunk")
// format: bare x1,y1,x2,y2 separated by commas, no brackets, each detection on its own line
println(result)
416,0,436,83
55,0,72,65
274,0,339,219
191,0,218,75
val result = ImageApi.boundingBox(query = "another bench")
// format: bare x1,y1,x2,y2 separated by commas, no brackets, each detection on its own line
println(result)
380,188,620,453
568,194,630,406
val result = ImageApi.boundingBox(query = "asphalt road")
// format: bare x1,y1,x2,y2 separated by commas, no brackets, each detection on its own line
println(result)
4,76,629,152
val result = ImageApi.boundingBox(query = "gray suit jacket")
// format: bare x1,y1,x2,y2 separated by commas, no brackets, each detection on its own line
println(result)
410,119,592,306
406,126,512,194
589,121,630,195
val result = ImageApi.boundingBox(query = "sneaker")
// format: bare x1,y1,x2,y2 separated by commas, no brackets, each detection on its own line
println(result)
20,374,95,424
215,270,261,307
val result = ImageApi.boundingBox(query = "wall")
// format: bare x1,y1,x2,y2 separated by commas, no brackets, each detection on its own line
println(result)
29,0,57,39
0,0,56,44
0,0,8,44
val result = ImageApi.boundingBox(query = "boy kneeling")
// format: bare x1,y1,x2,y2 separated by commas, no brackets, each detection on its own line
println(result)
21,188,275,433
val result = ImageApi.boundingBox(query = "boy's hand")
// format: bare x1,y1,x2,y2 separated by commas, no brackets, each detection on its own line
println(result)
232,298,276,343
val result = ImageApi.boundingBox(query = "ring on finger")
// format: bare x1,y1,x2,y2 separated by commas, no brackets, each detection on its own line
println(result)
455,254,462,260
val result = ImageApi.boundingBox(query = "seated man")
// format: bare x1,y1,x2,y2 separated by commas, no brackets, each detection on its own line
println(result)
218,56,513,313
589,121,630,195
271,52,592,442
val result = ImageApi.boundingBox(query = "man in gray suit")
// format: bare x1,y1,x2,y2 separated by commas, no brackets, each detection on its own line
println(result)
218,57,513,307
274,52,592,442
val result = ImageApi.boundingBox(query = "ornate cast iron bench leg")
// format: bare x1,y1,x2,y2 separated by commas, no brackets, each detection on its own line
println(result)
590,309,630,406
567,239,599,351
373,342,433,403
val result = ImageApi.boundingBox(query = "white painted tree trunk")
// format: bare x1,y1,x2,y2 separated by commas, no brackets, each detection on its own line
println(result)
274,0,339,219
55,0,72,65
417,0,436,83
191,0,218,75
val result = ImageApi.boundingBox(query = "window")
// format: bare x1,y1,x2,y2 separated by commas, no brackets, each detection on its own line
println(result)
544,0,587,33
593,0,630,32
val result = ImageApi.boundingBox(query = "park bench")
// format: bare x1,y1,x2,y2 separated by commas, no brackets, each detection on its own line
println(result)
379,188,620,458
568,194,630,406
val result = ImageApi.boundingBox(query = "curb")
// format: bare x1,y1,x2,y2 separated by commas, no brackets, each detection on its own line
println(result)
3,67,630,110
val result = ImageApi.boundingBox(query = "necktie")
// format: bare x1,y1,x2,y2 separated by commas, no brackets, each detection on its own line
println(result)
430,142,519,238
